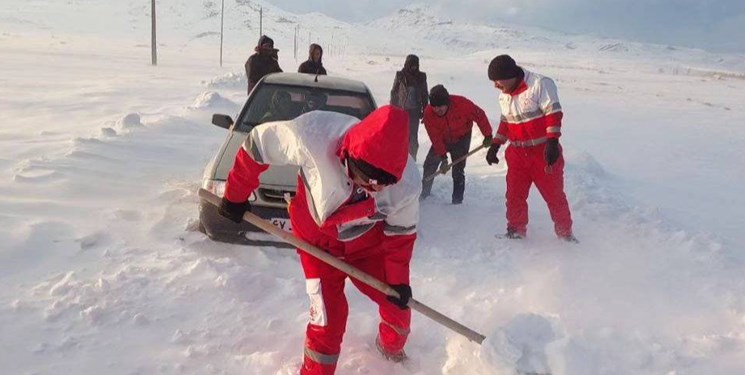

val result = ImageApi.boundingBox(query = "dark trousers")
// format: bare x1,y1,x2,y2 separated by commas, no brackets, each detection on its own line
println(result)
406,109,420,160
421,132,471,203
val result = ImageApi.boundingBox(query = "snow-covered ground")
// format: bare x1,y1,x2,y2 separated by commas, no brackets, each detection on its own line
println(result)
1,1,745,374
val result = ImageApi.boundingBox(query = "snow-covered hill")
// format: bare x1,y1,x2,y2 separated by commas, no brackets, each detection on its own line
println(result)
368,4,745,75
1,1,745,374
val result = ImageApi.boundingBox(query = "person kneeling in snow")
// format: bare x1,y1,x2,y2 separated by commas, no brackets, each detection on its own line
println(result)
218,106,421,374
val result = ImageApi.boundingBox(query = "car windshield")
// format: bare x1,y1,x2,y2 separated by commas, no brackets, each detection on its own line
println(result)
237,84,375,132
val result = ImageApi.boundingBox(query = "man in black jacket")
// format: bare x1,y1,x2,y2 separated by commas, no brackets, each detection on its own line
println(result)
245,35,283,95
298,43,327,76
390,55,428,160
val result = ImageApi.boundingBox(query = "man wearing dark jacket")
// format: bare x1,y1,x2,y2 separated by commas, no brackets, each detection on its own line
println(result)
245,35,283,95
421,85,493,204
390,55,428,160
298,43,327,75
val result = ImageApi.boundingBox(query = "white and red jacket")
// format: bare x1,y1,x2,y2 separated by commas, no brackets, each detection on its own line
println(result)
223,107,421,284
493,69,563,145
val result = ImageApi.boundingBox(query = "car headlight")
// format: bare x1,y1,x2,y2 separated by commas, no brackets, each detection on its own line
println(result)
201,179,256,202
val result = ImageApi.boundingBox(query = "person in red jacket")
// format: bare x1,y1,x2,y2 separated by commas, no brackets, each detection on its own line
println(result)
217,106,421,374
421,85,493,204
485,54,577,242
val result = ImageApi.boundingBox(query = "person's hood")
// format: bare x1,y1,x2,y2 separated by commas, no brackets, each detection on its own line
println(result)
403,54,419,71
338,105,409,181
257,35,274,48
308,43,323,64
255,35,278,53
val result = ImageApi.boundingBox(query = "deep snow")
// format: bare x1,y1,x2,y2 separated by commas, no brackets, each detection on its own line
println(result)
1,1,745,374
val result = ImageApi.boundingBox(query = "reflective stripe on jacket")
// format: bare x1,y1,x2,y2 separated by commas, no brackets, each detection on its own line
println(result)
494,70,563,145
223,108,421,284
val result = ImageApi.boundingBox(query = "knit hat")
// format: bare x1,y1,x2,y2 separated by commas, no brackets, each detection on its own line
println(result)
429,84,450,107
488,55,520,80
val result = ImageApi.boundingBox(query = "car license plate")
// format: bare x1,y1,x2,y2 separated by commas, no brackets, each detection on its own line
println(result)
270,218,292,232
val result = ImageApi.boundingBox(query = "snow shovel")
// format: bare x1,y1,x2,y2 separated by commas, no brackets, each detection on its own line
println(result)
423,144,486,182
198,188,486,344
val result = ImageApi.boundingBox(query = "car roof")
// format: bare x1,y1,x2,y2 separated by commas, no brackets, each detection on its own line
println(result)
262,73,370,94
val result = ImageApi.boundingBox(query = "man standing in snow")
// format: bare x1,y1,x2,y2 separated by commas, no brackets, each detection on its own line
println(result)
245,35,283,95
217,106,420,374
485,54,577,242
390,54,428,160
420,84,494,204
298,43,327,75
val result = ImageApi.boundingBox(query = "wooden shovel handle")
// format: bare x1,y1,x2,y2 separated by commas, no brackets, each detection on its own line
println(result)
198,188,485,344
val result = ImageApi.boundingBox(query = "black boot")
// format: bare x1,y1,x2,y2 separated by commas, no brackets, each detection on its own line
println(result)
560,234,579,243
504,229,525,239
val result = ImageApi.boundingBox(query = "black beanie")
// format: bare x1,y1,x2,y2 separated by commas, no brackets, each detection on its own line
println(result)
429,84,450,107
488,55,520,80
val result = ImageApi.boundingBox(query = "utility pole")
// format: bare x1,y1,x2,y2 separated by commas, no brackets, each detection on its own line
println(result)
151,0,157,65
219,0,224,67
296,24,302,61
259,6,263,37
293,24,297,61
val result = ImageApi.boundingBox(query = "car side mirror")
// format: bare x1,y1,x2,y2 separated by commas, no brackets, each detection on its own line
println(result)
212,114,234,130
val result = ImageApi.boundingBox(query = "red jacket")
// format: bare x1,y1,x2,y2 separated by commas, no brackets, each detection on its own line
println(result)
223,107,419,284
422,95,493,156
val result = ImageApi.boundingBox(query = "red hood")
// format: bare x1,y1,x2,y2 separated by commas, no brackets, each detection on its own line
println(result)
338,105,410,180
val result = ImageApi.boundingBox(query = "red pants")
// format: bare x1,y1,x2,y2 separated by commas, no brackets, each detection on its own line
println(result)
504,144,573,237
299,251,411,375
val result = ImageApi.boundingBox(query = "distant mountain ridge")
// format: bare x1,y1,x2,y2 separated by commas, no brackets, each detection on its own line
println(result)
1,0,742,72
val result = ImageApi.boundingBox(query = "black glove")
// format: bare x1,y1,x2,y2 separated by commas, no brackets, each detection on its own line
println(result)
438,155,450,174
386,284,412,309
482,135,493,149
544,138,561,166
486,143,501,165
218,196,251,223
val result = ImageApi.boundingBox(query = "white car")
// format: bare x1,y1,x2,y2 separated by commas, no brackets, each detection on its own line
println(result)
199,72,377,246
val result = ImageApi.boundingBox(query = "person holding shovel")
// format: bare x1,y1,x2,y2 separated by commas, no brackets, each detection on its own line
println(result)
421,84,494,204
217,106,420,374
485,54,577,242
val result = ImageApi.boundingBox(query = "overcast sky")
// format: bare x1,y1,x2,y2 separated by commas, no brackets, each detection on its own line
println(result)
267,0,745,53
